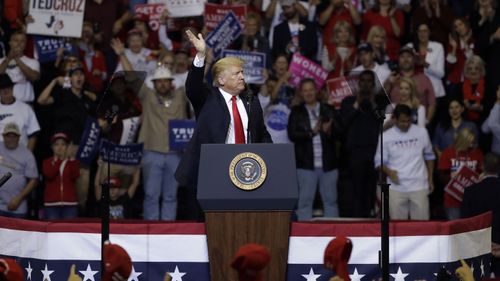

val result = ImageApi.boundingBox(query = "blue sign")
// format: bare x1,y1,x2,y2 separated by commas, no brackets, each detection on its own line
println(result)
76,118,101,166
100,140,144,166
221,49,266,84
34,36,75,63
169,119,196,151
205,11,242,58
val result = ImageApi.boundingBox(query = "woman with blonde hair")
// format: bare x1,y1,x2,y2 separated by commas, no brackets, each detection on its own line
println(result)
366,25,389,65
384,77,426,130
438,127,483,220
321,20,357,79
362,0,404,61
461,55,486,123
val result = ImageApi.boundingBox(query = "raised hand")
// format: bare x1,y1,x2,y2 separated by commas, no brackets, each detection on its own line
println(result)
185,29,206,57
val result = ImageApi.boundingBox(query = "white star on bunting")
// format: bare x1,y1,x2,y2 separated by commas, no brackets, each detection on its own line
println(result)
350,267,365,281
79,264,98,281
301,268,321,281
390,266,409,281
41,264,54,281
169,266,186,281
25,262,33,280
128,266,142,281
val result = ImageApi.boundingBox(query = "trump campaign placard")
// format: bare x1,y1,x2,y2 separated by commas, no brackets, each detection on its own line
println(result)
169,119,196,151
27,0,85,38
77,118,101,166
204,3,246,32
100,140,144,166
444,165,480,202
34,36,74,63
205,11,242,58
326,77,354,109
289,53,329,89
221,50,266,84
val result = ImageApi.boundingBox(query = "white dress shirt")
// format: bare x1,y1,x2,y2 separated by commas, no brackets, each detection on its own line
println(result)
193,54,249,144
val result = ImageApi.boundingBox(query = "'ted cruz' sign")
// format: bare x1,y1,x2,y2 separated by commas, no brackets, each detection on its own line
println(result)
31,0,84,12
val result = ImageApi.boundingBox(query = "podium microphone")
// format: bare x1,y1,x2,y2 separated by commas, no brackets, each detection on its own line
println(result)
244,84,253,144
0,172,12,188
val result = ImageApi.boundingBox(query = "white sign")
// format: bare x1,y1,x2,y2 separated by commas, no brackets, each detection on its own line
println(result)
164,0,205,18
27,0,85,38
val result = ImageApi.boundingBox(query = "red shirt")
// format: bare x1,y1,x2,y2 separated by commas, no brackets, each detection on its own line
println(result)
43,157,80,206
79,49,108,93
321,8,356,47
324,44,357,79
361,9,405,61
446,38,475,84
438,147,483,208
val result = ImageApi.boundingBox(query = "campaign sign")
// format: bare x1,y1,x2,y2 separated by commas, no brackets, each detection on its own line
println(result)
204,3,246,31
100,140,144,166
326,77,354,109
34,36,74,63
77,118,101,166
289,53,329,89
205,12,242,58
27,0,85,37
165,0,205,18
444,165,480,202
134,3,165,31
221,50,266,84
169,119,196,151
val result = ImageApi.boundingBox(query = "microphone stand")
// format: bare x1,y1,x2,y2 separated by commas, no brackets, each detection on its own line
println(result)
101,107,117,274
245,88,253,144
374,108,390,281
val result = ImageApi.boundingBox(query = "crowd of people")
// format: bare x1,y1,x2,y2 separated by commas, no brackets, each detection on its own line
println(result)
0,0,499,224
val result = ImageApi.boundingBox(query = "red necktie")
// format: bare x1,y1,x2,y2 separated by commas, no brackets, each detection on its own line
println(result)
231,96,245,144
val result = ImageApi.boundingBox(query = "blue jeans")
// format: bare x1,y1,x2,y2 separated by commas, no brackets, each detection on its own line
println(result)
44,206,78,220
142,150,180,220
296,168,339,220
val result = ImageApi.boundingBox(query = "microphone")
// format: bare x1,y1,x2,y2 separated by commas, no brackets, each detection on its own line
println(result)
0,172,12,188
244,84,253,144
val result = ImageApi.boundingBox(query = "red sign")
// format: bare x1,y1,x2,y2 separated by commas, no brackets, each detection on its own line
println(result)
326,77,355,109
134,3,165,31
444,165,480,202
204,3,246,31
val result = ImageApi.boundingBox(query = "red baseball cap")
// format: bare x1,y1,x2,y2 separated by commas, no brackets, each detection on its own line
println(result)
0,258,24,281
324,236,352,281
231,243,271,281
102,242,132,281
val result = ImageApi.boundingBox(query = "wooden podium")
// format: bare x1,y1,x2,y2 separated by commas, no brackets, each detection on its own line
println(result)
198,144,298,281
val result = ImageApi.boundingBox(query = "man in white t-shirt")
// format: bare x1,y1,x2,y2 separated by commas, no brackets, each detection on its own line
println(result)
374,104,435,220
0,31,40,103
0,74,40,151
351,43,391,86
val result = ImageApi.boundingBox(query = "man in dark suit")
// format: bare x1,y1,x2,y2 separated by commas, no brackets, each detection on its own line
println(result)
175,30,272,215
271,0,318,61
461,153,500,275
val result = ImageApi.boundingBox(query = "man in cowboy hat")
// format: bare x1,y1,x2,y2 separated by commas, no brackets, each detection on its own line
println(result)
138,66,189,220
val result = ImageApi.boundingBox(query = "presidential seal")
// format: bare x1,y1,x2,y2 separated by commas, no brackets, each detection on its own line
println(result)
229,152,267,191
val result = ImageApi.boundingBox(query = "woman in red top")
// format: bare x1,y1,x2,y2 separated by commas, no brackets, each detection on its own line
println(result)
42,133,80,220
461,55,486,123
321,21,357,79
361,0,404,61
446,17,475,98
438,127,483,220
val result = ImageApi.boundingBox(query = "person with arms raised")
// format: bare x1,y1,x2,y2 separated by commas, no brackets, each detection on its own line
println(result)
175,30,272,220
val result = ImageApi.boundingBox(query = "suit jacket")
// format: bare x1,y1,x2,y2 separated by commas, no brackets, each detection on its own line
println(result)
272,18,318,61
288,102,340,171
461,176,500,243
174,63,272,188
